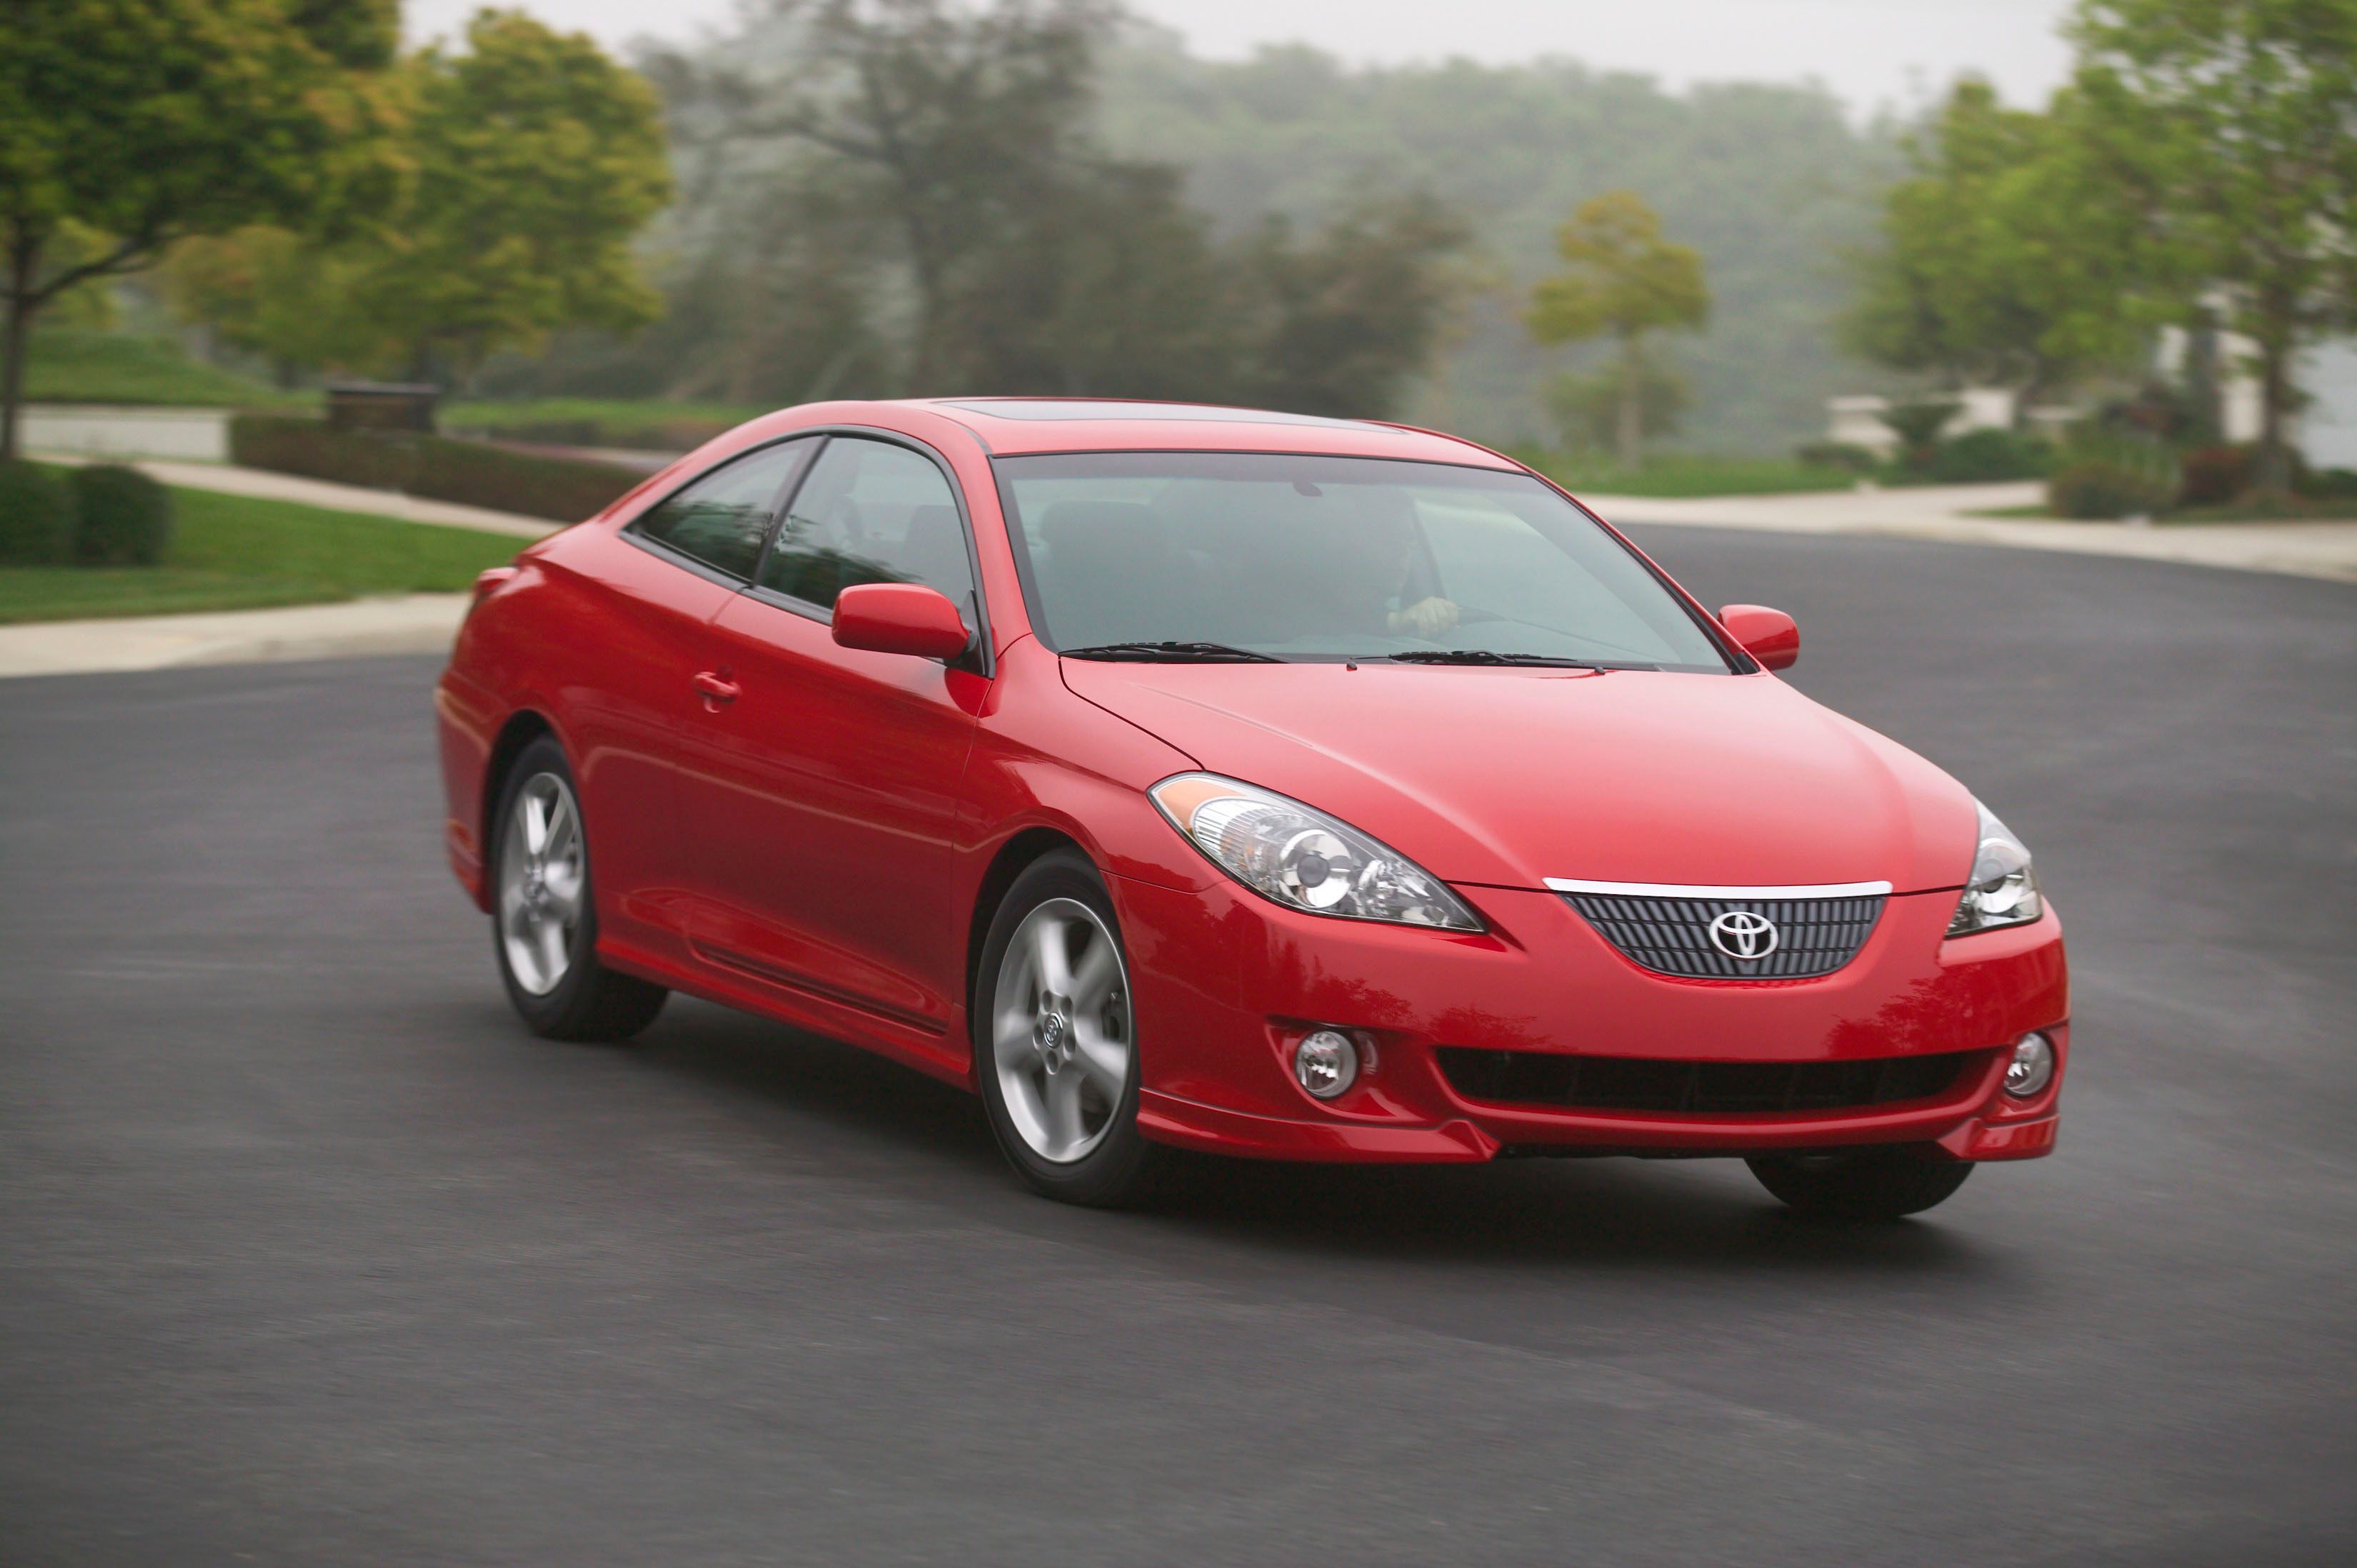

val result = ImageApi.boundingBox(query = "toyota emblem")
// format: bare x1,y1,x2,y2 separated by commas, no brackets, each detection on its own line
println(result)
1707,908,1779,960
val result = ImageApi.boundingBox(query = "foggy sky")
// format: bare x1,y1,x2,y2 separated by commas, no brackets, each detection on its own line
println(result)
401,0,2079,117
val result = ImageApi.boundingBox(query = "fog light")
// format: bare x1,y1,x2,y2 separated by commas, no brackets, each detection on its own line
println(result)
1295,1030,1358,1100
2003,1032,2055,1098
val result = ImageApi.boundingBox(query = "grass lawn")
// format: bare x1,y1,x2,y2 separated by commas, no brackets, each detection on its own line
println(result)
440,396,765,448
0,480,526,625
24,328,311,408
1527,451,1863,498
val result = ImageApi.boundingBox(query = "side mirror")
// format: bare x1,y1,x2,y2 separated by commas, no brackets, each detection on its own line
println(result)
1718,603,1798,671
832,582,974,661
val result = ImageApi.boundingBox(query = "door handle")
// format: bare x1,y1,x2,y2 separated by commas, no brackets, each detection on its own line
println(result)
692,670,741,707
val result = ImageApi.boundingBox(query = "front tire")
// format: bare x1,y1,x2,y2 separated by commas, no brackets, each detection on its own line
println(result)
974,850,1160,1207
1746,1145,1973,1222
489,735,667,1042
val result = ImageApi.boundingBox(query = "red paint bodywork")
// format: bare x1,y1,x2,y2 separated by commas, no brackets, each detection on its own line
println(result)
436,400,2067,1165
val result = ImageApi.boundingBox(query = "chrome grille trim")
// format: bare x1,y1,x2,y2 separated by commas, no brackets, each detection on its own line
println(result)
1544,877,1894,900
1557,884,1888,980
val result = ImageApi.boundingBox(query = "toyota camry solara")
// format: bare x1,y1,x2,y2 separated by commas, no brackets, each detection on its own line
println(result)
436,398,2066,1220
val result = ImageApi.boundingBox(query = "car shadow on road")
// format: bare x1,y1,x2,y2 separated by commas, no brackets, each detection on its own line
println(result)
627,999,2007,1285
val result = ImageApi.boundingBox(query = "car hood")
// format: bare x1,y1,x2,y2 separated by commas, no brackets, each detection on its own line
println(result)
1059,661,1978,893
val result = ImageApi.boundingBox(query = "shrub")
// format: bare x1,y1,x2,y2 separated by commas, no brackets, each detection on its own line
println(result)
0,461,76,565
2296,464,2357,501
2178,444,2253,506
1926,428,2051,483
1876,398,1961,471
230,415,644,523
69,464,174,566
1793,441,1879,474
411,437,646,521
2048,437,2181,519
231,415,419,491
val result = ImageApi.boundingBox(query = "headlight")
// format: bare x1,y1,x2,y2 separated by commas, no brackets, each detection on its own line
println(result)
1948,800,2043,936
1149,773,1483,930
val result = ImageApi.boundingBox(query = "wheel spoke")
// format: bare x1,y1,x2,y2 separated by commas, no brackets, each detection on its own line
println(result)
536,915,567,987
993,1001,1039,1072
544,790,576,861
521,788,551,855
541,864,585,922
1030,915,1075,998
1071,1018,1126,1097
1069,935,1118,1014
1044,1070,1087,1158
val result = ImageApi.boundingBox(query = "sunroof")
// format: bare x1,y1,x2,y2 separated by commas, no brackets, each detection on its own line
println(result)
939,399,1374,428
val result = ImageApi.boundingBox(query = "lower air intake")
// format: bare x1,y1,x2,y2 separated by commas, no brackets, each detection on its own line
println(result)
1435,1047,1978,1115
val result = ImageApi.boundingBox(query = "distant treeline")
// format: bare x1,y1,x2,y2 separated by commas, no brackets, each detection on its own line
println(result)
480,10,1901,452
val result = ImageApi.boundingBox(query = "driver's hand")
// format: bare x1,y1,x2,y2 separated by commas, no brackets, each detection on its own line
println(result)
1388,595,1461,636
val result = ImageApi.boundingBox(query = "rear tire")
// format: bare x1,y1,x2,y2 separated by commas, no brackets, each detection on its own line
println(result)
489,735,667,1042
1746,1145,1973,1222
974,849,1161,1207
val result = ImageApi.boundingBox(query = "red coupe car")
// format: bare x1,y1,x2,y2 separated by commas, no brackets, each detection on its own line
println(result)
436,398,2066,1219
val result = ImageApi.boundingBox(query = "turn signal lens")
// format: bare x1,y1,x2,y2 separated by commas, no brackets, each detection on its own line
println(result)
1149,773,1482,930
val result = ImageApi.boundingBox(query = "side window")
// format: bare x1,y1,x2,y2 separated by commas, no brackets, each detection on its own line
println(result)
758,437,976,613
629,439,814,581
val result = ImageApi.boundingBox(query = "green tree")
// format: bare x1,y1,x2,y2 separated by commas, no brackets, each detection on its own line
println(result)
2069,0,2357,493
165,225,399,386
1545,356,1689,455
1846,80,2146,422
168,11,674,388
1525,191,1709,466
362,10,674,382
0,0,397,457
672,0,1116,390
1240,194,1471,418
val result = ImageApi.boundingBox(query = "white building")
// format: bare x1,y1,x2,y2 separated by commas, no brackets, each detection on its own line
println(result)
1829,326,2357,469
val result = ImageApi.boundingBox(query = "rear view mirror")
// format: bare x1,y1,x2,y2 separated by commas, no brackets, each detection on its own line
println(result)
1718,603,1798,670
832,582,974,661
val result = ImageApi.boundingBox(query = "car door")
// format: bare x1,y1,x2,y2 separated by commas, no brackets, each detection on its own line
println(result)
675,433,987,1050
584,436,817,948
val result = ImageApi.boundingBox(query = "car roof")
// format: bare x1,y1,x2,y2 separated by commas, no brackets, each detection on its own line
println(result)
738,396,1521,467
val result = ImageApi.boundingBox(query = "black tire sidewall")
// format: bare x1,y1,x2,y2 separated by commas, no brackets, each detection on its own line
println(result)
1746,1145,1973,1222
973,850,1156,1206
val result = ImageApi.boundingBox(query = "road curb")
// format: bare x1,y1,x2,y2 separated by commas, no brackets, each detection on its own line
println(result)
0,594,468,680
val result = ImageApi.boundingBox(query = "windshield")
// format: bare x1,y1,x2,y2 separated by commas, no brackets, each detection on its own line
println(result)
993,452,1734,670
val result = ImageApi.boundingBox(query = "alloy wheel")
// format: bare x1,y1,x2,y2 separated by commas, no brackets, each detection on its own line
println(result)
498,771,586,997
990,898,1132,1162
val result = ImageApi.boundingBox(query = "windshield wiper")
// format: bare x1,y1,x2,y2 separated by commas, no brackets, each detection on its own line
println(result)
1388,650,1652,670
1061,640,1283,663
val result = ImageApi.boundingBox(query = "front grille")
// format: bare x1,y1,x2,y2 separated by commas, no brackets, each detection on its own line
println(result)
1563,890,1886,980
1435,1047,1976,1115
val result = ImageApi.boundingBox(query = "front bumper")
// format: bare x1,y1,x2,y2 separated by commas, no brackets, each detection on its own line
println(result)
1111,875,2068,1165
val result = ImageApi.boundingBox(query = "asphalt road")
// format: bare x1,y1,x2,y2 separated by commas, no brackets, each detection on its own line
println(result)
4,529,2353,1567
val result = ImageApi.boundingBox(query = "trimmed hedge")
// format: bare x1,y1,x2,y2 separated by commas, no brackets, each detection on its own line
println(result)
230,415,646,523
1793,440,1879,474
2178,445,2252,506
1925,428,2051,483
0,461,76,565
70,464,174,566
2048,437,2181,519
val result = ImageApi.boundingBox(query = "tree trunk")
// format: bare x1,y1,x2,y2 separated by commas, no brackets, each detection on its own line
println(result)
1616,334,1643,469
2253,333,2294,498
1,229,41,464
